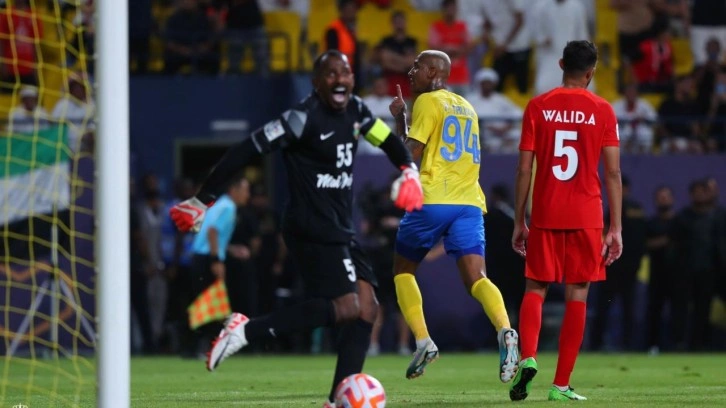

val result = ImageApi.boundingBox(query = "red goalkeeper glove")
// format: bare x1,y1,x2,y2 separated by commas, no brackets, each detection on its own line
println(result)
169,197,209,233
391,164,423,212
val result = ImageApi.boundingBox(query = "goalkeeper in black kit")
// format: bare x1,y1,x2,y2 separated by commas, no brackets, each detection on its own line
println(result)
170,50,424,407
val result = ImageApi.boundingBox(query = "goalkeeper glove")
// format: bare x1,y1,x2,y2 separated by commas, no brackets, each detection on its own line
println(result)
170,197,209,233
391,164,423,212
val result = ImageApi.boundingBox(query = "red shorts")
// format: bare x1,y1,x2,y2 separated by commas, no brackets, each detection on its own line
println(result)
525,227,605,284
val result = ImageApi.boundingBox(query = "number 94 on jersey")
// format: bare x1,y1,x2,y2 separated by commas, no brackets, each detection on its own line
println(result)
439,115,481,164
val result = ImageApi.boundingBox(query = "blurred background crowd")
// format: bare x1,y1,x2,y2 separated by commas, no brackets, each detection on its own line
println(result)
1,0,725,357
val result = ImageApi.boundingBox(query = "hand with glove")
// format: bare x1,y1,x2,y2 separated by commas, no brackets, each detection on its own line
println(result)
391,164,424,212
169,197,210,232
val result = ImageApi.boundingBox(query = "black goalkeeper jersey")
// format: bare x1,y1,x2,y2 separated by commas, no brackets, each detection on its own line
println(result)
250,93,383,244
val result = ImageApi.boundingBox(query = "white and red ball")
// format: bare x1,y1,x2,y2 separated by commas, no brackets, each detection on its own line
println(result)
334,373,386,408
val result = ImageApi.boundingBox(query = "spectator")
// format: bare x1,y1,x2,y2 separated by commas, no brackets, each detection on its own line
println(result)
672,180,723,350
324,0,362,93
484,184,524,319
360,77,394,155
130,183,156,354
653,0,689,38
466,68,522,153
375,10,417,99
612,82,658,153
8,86,49,134
51,72,95,153
223,0,269,76
428,0,471,94
645,185,677,354
657,75,701,153
68,0,96,75
358,184,411,357
129,0,153,74
704,177,726,302
704,70,726,152
481,0,531,94
591,176,647,351
631,18,674,93
456,0,488,87
689,0,726,66
693,38,726,114
0,0,42,90
162,178,198,356
163,0,219,75
532,0,590,96
138,182,168,351
610,0,655,66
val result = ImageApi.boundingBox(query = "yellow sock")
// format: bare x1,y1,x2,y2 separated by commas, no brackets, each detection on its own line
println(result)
394,273,429,341
470,278,510,332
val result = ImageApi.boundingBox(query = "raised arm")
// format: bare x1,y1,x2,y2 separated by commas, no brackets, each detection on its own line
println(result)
194,137,259,205
172,110,307,231
358,97,423,212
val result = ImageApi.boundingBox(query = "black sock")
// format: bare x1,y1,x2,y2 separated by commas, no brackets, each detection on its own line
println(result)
328,318,373,402
245,298,336,342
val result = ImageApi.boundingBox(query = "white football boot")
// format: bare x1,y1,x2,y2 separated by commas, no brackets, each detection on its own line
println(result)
406,338,439,379
206,313,249,371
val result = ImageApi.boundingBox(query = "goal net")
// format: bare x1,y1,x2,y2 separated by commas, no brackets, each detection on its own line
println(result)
1,0,96,405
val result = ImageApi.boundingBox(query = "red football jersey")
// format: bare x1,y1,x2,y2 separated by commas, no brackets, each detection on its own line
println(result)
519,87,620,229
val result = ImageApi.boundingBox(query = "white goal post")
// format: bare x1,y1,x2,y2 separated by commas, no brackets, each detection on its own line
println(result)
96,0,130,406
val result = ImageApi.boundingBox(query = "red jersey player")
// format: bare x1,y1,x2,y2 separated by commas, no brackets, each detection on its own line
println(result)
509,41,623,402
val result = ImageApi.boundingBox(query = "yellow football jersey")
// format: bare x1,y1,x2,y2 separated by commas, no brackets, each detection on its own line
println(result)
408,89,487,212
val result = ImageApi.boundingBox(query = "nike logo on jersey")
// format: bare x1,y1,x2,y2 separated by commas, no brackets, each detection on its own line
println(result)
320,131,335,140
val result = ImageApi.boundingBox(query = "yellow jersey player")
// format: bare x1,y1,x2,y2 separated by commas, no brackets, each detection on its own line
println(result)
389,50,520,382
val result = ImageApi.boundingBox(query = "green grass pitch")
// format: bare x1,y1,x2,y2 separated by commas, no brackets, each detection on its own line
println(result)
2,353,726,407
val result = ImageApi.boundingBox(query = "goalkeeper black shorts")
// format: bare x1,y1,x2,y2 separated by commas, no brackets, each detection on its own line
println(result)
283,234,377,299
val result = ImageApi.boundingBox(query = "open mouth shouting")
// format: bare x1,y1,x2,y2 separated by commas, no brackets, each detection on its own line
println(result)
331,85,349,105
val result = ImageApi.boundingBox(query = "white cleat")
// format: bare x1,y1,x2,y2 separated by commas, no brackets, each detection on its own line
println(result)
498,328,520,383
322,400,336,408
206,313,249,371
406,338,439,379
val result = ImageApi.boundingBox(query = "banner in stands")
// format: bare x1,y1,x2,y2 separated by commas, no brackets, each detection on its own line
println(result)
0,125,71,225
0,155,95,356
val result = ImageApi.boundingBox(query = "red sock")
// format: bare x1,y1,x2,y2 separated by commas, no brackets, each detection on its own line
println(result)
554,301,587,387
518,292,544,360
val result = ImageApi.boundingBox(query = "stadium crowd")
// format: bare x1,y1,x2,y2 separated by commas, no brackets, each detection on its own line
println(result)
1,0,725,153
124,0,726,153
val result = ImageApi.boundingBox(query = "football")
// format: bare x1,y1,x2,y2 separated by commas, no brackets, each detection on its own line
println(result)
334,373,386,408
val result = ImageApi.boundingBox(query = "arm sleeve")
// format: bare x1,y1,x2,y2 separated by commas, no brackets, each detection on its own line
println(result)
408,94,438,145
602,102,620,147
519,101,536,151
356,98,413,168
196,108,308,204
378,132,414,169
